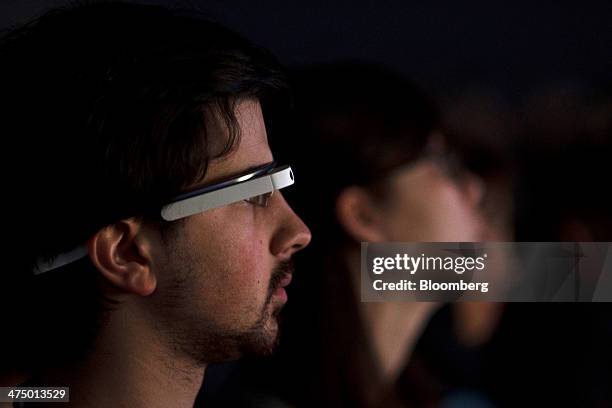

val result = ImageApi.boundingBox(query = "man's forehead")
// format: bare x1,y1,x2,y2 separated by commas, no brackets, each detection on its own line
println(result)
204,99,273,184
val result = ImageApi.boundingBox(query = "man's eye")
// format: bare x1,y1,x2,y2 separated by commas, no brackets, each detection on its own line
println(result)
244,192,273,207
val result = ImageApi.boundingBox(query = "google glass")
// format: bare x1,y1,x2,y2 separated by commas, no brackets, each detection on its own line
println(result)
33,162,294,275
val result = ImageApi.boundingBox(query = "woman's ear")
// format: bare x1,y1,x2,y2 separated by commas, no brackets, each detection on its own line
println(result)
87,218,157,297
335,186,386,243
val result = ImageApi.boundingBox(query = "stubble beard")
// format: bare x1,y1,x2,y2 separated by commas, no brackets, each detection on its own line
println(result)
155,251,294,366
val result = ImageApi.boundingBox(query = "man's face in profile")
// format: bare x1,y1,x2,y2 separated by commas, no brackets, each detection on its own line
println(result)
148,99,311,363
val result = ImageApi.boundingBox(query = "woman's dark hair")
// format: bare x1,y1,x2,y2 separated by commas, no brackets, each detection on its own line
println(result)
0,1,288,373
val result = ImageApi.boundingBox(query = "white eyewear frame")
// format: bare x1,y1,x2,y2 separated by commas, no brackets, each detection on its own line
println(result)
33,162,295,275
161,162,293,221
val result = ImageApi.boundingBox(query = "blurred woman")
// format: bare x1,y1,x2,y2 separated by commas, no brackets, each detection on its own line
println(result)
250,62,487,408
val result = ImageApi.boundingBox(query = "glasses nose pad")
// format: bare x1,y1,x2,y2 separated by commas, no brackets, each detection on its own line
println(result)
262,190,274,207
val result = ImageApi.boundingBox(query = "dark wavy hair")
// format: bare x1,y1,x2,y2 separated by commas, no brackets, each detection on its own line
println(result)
0,1,288,374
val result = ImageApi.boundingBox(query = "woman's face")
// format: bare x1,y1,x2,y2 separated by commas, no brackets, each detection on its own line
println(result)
374,152,486,242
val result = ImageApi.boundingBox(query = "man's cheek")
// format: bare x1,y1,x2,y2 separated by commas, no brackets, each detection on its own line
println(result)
211,251,266,307
238,243,268,291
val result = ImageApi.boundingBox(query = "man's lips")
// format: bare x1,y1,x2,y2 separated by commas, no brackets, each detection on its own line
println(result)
278,274,292,288
271,274,292,303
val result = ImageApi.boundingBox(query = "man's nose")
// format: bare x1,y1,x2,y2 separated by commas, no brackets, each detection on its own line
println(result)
269,194,312,259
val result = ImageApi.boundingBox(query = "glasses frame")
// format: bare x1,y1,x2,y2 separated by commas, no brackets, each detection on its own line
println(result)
161,161,293,221
33,161,295,275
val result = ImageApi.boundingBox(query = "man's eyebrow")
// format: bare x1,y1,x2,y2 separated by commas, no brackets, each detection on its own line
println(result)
237,161,275,175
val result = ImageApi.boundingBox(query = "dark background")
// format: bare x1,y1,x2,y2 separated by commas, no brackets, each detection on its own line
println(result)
2,0,611,103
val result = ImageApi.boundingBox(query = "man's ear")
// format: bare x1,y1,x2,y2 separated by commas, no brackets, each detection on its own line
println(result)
335,186,386,243
86,218,157,296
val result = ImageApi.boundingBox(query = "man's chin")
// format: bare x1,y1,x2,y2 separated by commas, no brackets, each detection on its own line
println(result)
241,301,284,356
257,312,282,354
183,298,284,364
196,319,280,364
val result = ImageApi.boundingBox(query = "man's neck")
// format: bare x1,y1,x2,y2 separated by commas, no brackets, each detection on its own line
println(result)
35,307,206,408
